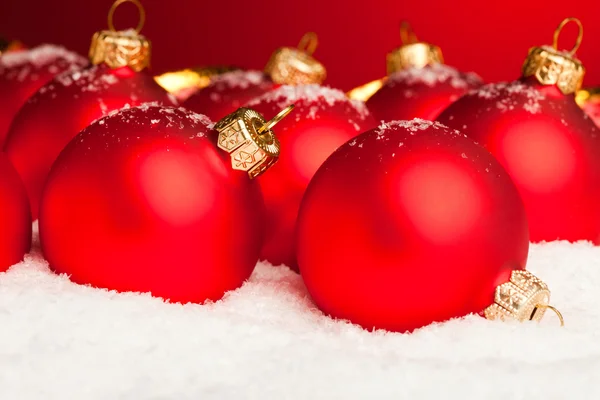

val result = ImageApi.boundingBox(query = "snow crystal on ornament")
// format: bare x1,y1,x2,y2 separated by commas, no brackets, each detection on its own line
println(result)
387,64,482,89
54,66,121,93
212,70,269,90
376,118,450,135
472,81,545,115
0,44,86,82
247,84,370,120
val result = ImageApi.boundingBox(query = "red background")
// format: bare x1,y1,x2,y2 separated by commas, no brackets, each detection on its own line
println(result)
2,0,600,91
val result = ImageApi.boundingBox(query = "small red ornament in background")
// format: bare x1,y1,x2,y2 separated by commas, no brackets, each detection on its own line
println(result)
184,32,327,121
39,103,290,303
0,154,32,272
437,18,600,244
0,44,87,146
3,1,174,220
576,87,600,128
246,85,376,270
350,22,482,120
296,120,529,332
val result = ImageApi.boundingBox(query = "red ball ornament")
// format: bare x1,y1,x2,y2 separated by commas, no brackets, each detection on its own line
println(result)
437,18,600,244
296,120,530,332
0,154,32,271
39,104,288,303
246,85,376,269
366,64,482,121
184,32,327,121
0,44,86,146
183,70,275,121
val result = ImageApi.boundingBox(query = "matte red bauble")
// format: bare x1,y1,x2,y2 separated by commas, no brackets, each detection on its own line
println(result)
39,104,288,303
4,13,175,220
296,120,530,332
0,154,32,271
437,18,600,244
184,32,326,121
0,44,86,146
246,85,376,269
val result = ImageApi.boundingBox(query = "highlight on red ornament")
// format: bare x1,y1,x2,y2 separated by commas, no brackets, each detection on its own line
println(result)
437,17,600,244
3,0,175,220
183,32,327,121
39,102,293,304
296,119,562,332
0,153,31,272
245,84,376,270
350,21,482,121
0,44,87,146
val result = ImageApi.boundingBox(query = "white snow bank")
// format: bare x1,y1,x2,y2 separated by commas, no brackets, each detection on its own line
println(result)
0,227,599,399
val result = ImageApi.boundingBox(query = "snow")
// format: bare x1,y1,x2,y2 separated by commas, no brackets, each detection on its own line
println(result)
387,63,482,89
0,225,598,399
472,81,546,115
247,84,371,121
212,70,269,90
0,44,86,82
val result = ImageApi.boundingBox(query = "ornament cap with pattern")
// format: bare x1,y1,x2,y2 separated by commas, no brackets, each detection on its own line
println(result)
386,21,444,74
521,17,585,95
89,0,151,72
264,32,327,85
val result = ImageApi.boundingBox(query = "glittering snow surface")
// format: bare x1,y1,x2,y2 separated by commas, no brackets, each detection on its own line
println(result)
387,63,482,89
472,81,546,115
1,224,599,399
0,44,86,81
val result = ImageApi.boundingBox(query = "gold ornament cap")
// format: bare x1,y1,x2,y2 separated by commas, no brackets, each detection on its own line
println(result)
264,33,327,85
485,270,564,326
154,66,239,96
522,17,585,95
386,22,444,74
89,0,151,72
0,37,24,55
214,105,294,179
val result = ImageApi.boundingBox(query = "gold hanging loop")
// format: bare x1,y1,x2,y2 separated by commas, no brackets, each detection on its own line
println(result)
297,32,319,55
552,17,583,55
533,304,565,327
258,105,295,134
107,0,146,33
400,21,418,44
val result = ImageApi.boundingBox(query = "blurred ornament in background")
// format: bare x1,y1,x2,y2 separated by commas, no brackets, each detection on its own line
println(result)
0,153,31,272
576,87,600,127
0,37,26,55
296,119,563,332
4,0,174,220
0,44,86,146
154,65,239,102
39,104,292,304
183,32,327,121
351,22,482,121
246,85,376,270
438,18,600,244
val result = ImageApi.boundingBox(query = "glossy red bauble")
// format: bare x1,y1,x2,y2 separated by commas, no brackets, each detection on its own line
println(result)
39,105,265,303
366,64,482,121
246,85,376,269
0,44,86,146
4,64,174,219
437,78,600,243
184,70,275,121
0,154,32,271
296,120,529,332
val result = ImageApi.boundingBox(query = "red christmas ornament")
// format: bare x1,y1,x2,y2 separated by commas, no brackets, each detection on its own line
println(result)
296,120,530,332
360,22,482,121
245,85,376,269
184,32,327,121
39,103,290,303
437,18,600,244
0,154,32,272
0,44,86,146
4,3,174,219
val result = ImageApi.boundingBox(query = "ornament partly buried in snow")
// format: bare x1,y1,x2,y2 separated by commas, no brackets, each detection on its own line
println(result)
437,17,600,244
358,21,482,121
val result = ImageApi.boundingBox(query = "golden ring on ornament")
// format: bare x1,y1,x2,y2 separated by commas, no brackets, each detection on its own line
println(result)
257,105,295,134
298,32,318,55
108,0,146,33
533,304,565,327
553,17,583,56
400,21,418,44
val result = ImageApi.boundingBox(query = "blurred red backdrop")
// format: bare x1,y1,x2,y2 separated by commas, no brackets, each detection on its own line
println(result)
2,0,599,91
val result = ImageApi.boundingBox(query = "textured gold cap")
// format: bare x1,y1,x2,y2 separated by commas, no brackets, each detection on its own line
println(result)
214,106,294,179
522,18,585,95
386,22,443,74
264,32,327,85
485,270,563,325
89,0,151,71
